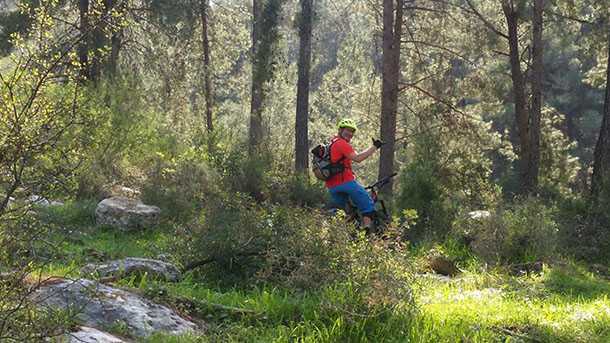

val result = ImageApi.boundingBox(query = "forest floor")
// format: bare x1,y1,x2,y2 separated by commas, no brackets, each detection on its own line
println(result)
39,201,610,342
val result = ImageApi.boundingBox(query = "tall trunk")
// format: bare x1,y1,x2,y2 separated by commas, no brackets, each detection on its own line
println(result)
591,30,610,198
502,0,531,194
106,0,122,78
90,0,112,82
78,0,89,80
295,0,313,174
529,0,544,194
200,0,214,134
108,30,121,77
378,0,403,196
248,0,283,152
249,0,264,151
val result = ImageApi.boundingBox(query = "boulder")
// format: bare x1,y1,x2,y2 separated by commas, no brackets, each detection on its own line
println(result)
467,210,491,220
508,261,543,276
65,326,126,343
95,197,160,230
428,255,459,277
35,279,197,338
111,185,141,198
29,195,63,207
82,257,181,282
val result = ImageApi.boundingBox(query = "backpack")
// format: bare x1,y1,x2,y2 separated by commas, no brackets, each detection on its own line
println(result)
311,138,345,181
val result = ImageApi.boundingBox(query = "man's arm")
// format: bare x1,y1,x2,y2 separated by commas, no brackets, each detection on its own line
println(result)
347,145,377,163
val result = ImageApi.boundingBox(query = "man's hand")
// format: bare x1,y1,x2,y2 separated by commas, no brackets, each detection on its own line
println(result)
372,138,385,149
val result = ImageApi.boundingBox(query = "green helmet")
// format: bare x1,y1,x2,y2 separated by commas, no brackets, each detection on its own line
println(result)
337,118,357,132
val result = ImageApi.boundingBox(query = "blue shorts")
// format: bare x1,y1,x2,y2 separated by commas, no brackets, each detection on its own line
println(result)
329,180,375,215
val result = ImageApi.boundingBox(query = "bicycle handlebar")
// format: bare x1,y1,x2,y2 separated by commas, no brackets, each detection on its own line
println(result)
365,172,398,190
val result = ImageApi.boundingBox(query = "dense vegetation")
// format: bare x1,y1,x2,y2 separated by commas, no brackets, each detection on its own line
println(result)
0,0,609,341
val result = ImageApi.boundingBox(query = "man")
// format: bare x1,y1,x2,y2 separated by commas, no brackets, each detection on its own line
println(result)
326,118,384,230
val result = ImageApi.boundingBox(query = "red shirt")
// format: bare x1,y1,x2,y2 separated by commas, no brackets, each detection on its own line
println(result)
325,136,356,188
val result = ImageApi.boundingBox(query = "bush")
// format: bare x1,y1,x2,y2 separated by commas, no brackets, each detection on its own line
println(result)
141,148,219,223
215,147,272,201
271,175,328,208
37,200,97,228
176,193,354,288
453,198,558,264
396,160,454,240
557,187,610,264
176,191,415,293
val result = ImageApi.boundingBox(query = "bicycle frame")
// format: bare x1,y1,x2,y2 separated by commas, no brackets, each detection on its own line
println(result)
345,173,397,233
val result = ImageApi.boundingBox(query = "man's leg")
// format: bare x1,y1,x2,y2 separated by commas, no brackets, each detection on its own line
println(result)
328,187,349,212
341,181,375,229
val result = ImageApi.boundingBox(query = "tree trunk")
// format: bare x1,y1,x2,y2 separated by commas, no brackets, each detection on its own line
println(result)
200,0,214,134
249,0,264,152
106,0,122,78
591,30,610,198
108,30,121,77
295,0,313,174
248,0,283,152
502,0,532,194
528,0,544,194
378,0,403,196
78,0,90,80
90,0,112,82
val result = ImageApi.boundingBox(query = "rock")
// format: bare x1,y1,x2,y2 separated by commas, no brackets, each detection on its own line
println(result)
65,326,126,343
6,196,15,208
28,195,63,207
428,255,459,277
95,197,160,230
590,263,609,277
111,185,141,198
0,0,17,13
82,257,181,282
468,210,491,220
35,279,198,338
508,261,543,276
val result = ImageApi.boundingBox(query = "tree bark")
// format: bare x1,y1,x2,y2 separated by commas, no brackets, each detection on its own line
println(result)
106,0,122,78
528,0,544,194
591,30,610,198
502,0,532,194
378,0,403,196
78,0,90,80
249,0,264,152
108,30,121,77
248,0,283,152
295,0,313,174
90,0,112,82
200,0,214,134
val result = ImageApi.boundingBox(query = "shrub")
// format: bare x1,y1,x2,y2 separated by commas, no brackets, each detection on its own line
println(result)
141,148,219,223
215,147,272,202
37,200,97,228
453,198,558,264
557,187,610,264
396,160,453,240
176,193,355,288
271,175,328,208
176,192,415,293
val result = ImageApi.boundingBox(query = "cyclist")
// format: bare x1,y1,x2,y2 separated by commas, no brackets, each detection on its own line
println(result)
326,118,384,231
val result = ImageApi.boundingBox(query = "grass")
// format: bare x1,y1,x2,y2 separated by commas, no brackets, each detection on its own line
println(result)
32,200,610,342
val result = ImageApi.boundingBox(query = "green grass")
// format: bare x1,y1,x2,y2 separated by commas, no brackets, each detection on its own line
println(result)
35,200,610,342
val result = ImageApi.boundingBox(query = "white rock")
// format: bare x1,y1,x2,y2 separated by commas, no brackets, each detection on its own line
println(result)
66,326,126,343
467,210,491,220
29,195,51,206
82,257,181,282
95,197,160,231
35,279,197,338
28,195,64,207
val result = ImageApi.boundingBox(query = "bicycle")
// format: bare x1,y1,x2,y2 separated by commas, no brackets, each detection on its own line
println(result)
345,172,397,236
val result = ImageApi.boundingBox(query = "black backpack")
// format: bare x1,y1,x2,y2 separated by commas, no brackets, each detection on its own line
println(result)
311,138,345,181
